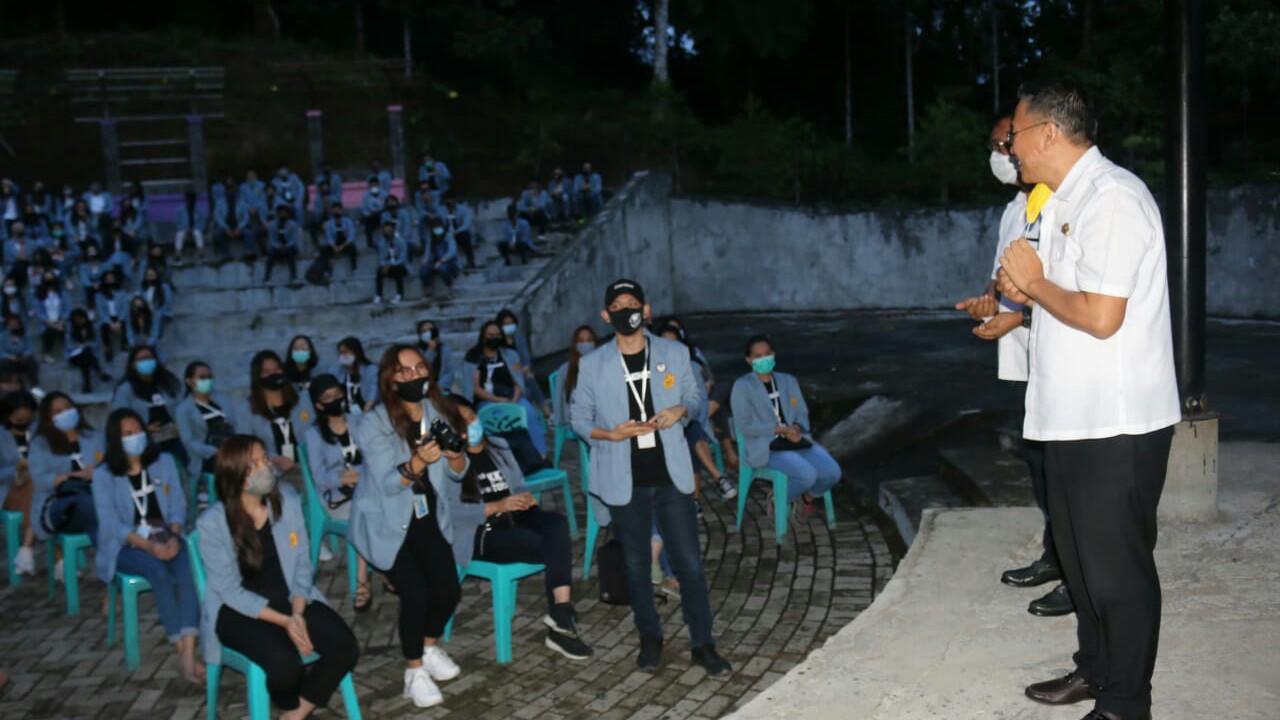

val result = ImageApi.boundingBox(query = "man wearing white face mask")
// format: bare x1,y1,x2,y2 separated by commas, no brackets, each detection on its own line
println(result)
954,112,1071,618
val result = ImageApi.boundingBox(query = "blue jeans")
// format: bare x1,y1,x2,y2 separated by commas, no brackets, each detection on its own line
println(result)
419,259,458,289
609,485,714,647
116,541,200,643
44,493,97,537
765,444,842,502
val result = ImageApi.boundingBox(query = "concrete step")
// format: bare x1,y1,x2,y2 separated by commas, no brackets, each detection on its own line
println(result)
937,444,1034,508
877,475,969,546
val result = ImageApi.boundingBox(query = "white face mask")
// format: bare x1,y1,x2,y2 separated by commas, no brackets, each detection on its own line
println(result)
989,150,1019,186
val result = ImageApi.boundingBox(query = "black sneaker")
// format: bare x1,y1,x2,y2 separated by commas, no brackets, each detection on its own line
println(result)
691,645,732,678
637,635,663,671
545,629,594,660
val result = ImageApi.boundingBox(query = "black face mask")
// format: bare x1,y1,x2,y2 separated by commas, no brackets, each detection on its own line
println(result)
394,376,430,403
319,399,345,418
608,308,645,336
261,373,286,390
484,337,504,350
10,421,29,432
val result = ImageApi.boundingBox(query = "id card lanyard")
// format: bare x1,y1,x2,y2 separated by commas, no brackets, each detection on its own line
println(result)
131,469,154,535
413,409,431,518
274,413,294,460
620,342,656,450
767,380,786,425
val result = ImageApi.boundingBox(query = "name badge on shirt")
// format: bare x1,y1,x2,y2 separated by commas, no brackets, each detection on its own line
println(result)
281,442,295,461
636,432,657,450
413,493,430,519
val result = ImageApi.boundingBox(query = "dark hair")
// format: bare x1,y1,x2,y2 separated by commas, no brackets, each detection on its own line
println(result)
141,268,169,308
183,361,211,396
213,435,282,579
565,324,599,397
285,334,319,380
465,321,504,364
336,336,372,382
68,308,93,344
121,344,181,398
128,301,156,338
495,309,519,327
1017,80,1097,145
449,395,489,503
249,350,297,418
1,391,37,427
36,391,89,455
103,407,159,475
376,344,463,446
744,334,773,357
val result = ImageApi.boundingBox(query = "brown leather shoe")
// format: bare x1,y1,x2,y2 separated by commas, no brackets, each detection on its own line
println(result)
1081,711,1151,720
1025,671,1093,705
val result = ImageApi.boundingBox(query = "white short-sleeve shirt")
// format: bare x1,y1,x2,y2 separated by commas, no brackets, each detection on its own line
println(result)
992,191,1030,382
1023,147,1181,441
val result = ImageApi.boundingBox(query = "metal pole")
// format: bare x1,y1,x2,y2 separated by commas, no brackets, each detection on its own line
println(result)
1164,0,1207,415
306,109,324,183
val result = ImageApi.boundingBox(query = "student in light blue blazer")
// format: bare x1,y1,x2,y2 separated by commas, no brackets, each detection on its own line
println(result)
349,344,466,706
242,350,311,475
175,361,239,480
418,221,458,299
462,321,547,456
415,319,456,395
320,203,359,272
125,297,164,354
29,273,70,360
197,434,358,716
174,190,208,256
29,391,103,543
65,308,111,394
496,309,549,414
331,337,379,415
112,345,186,464
551,325,600,430
93,408,202,680
568,279,730,677
373,221,410,304
730,334,841,506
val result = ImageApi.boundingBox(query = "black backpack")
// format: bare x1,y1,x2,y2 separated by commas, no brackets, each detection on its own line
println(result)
597,538,630,605
304,253,332,285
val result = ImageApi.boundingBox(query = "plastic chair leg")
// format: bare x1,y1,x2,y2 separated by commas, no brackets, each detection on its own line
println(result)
773,477,789,547
735,476,750,529
4,512,20,587
63,545,81,616
339,673,363,720
583,503,598,580
106,578,118,648
552,427,566,469
560,475,579,540
309,525,323,569
123,583,141,671
46,540,56,600
245,662,272,720
493,578,516,664
206,664,221,720
346,539,358,602
823,492,837,529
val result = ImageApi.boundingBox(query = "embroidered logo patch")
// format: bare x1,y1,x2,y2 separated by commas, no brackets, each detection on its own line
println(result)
791,397,798,407
95,451,104,462
663,373,676,389
1061,223,1071,235
300,411,310,422
289,532,299,548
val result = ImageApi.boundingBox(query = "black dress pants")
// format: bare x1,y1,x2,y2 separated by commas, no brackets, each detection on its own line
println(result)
1045,426,1173,718
385,512,461,659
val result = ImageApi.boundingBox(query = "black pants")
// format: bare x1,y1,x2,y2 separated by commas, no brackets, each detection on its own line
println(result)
361,216,380,248
498,242,532,266
99,323,120,361
216,602,359,711
69,348,104,392
386,512,461,659
0,356,38,387
455,231,475,268
264,247,298,281
376,264,407,298
519,210,549,234
40,327,60,356
321,243,358,271
473,508,573,608
1045,427,1173,718
1023,439,1058,568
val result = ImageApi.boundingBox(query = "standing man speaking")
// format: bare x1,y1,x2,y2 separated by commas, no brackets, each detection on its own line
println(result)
999,81,1180,720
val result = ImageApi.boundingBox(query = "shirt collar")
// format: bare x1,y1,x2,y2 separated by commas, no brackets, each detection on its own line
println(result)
1052,145,1102,205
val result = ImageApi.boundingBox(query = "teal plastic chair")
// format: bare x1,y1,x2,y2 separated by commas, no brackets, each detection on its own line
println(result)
3,509,22,587
184,465,214,526
576,441,604,580
479,404,578,540
298,443,359,602
46,532,92,615
733,428,836,546
105,573,154,671
188,529,364,720
452,560,546,664
547,370,580,469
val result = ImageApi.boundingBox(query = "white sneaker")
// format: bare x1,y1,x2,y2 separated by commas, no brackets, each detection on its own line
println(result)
402,666,443,708
391,294,401,304
373,295,383,305
318,544,334,562
15,546,34,575
54,558,64,584
420,645,460,681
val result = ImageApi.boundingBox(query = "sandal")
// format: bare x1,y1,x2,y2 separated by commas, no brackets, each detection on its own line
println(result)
381,577,399,596
354,580,373,612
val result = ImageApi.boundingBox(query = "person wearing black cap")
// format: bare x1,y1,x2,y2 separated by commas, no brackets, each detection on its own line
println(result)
304,374,373,611
374,218,409,305
569,279,732,677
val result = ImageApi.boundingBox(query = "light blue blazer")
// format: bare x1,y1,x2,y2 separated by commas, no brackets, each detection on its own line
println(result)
0,428,32,506
91,453,186,582
729,372,813,469
241,401,312,461
349,402,470,571
175,393,239,478
196,488,325,665
303,417,365,502
444,438,528,567
331,363,379,412
111,381,181,427
29,429,104,540
569,332,702,509
460,347,526,404
551,361,572,428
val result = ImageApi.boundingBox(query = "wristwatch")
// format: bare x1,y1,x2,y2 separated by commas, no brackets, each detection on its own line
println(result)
1021,308,1033,329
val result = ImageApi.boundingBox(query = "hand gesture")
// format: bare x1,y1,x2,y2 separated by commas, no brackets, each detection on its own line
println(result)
416,439,442,465
955,294,998,321
999,239,1044,296
285,613,314,656
652,406,686,430
972,311,1024,340
340,469,360,487
610,420,654,442
996,269,1032,306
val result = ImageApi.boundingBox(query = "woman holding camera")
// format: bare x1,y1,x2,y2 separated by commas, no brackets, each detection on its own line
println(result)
350,344,467,709
93,408,202,682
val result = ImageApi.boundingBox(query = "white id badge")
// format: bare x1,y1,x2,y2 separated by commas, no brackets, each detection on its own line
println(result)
137,524,152,539
413,494,430,519
281,442,295,461
636,432,657,450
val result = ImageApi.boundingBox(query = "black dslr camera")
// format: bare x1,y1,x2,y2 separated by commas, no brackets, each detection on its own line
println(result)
427,417,466,453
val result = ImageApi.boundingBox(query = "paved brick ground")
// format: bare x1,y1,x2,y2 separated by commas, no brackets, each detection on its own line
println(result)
0,455,894,720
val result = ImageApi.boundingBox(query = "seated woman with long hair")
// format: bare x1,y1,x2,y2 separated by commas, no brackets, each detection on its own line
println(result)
93,408,202,682
197,435,358,720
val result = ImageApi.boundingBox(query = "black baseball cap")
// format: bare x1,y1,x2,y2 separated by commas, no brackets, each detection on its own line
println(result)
604,279,645,307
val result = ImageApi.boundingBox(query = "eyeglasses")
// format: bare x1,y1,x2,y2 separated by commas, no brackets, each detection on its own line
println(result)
1006,121,1051,147
988,138,1011,153
393,362,429,380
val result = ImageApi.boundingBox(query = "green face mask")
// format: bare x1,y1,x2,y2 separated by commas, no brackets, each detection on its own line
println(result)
751,355,776,375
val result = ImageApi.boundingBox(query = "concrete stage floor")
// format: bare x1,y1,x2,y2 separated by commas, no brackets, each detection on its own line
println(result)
728,441,1280,720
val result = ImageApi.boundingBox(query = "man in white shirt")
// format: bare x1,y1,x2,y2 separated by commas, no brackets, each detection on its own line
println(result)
1000,80,1180,720
957,112,1070,618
